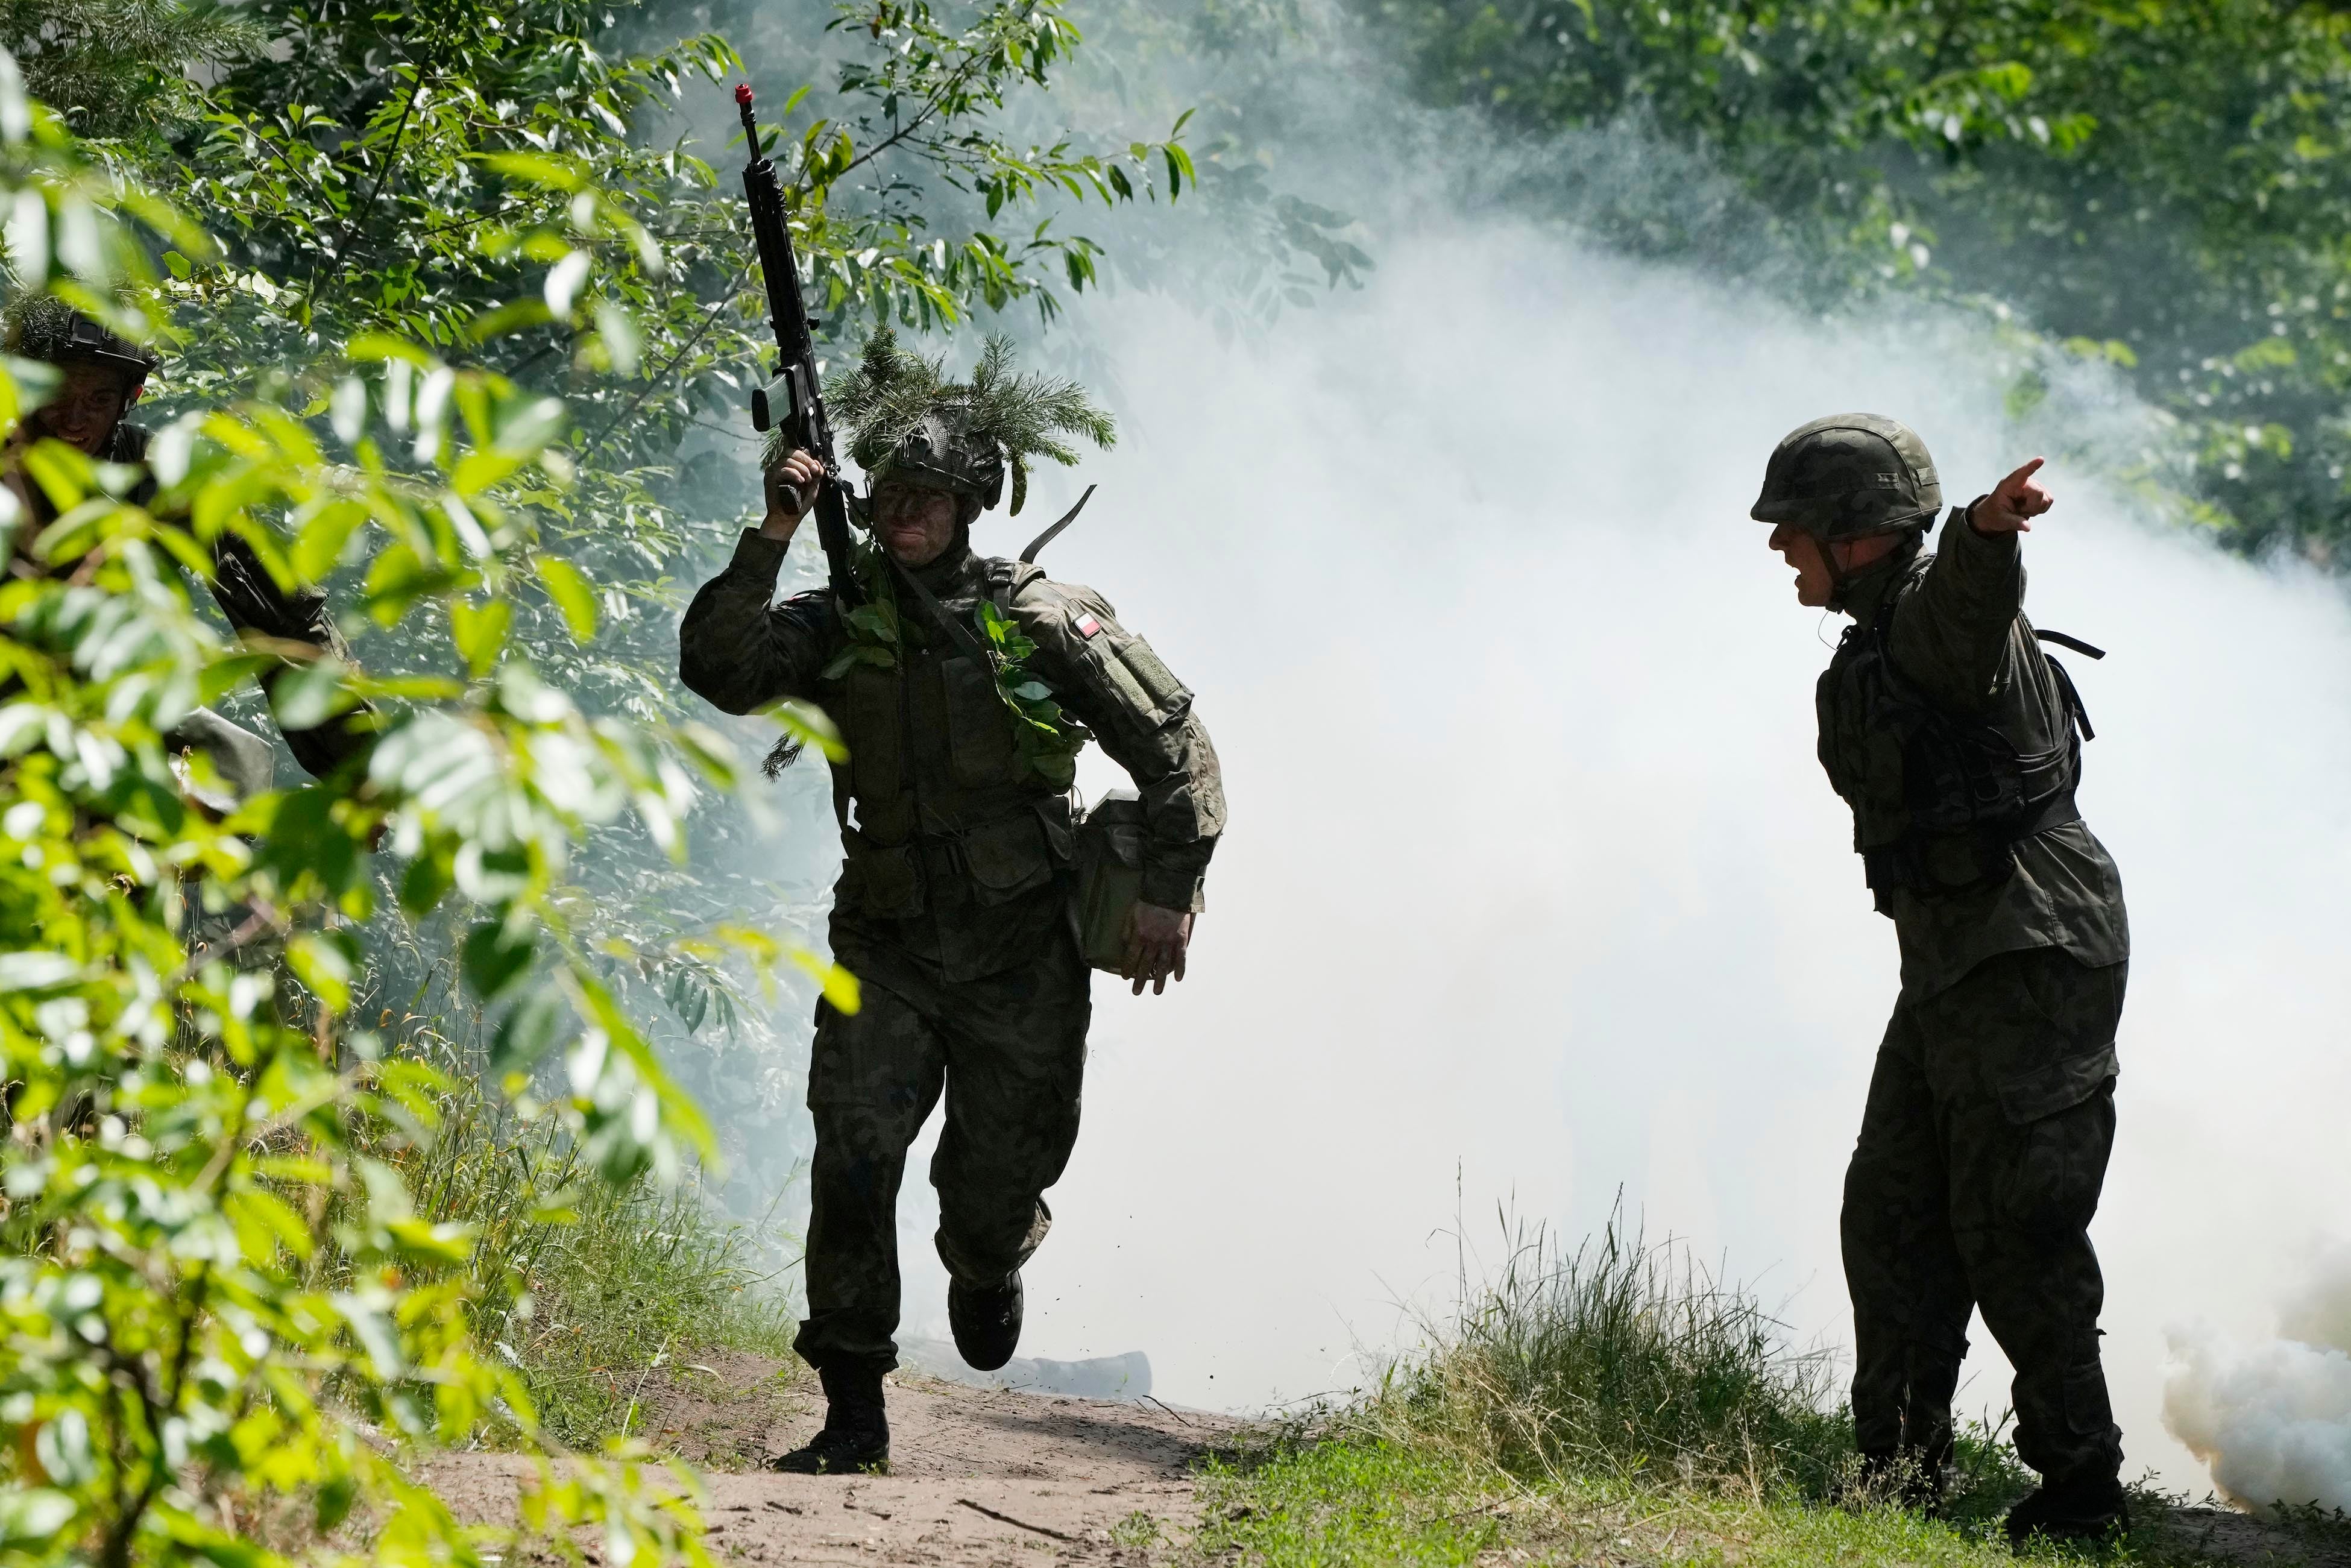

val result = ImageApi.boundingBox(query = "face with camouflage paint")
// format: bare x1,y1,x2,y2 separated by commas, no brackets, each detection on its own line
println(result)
33,361,141,455
871,478,960,567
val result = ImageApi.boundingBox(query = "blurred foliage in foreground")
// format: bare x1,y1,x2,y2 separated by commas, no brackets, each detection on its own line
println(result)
0,52,759,1566
1359,0,2351,559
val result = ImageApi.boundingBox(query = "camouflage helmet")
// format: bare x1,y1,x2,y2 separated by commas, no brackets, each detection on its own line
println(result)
866,409,1006,511
5,298,160,385
1751,413,1941,541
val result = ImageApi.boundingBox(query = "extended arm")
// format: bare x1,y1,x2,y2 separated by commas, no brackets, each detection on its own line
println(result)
677,530,839,714
1889,459,2048,713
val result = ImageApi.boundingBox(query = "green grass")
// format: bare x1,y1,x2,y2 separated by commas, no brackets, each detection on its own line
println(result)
1380,1214,1851,1493
362,1041,802,1450
1184,1216,2314,1568
1192,1438,2059,1567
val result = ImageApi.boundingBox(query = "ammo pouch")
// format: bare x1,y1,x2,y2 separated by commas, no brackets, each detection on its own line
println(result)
1862,789,2080,907
1839,595,2100,905
842,800,1071,921
1074,790,1147,974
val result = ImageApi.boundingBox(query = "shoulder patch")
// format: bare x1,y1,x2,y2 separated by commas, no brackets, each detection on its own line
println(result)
1074,612,1104,640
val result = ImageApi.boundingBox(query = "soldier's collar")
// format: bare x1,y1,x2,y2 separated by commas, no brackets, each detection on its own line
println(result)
904,538,981,596
1828,533,1922,620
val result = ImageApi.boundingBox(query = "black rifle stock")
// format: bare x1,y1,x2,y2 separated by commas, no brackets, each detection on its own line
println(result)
735,82,860,608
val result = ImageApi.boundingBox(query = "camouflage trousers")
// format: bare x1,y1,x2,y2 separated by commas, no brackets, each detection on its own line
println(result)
1842,948,2127,1486
794,930,1092,1375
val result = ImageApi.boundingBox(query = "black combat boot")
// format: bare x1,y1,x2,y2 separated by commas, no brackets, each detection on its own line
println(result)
948,1271,1024,1372
770,1362,890,1475
2003,1472,2130,1551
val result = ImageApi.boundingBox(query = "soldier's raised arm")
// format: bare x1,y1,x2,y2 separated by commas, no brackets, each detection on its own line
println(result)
1888,458,2050,714
677,445,840,714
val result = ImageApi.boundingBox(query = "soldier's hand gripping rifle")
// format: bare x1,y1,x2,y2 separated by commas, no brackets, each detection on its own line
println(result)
735,83,861,609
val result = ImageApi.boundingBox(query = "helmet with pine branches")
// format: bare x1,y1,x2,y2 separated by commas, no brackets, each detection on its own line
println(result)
823,328,1115,517
5,295,160,386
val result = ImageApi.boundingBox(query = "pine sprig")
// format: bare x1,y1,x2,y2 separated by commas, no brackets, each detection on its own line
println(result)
823,326,1115,515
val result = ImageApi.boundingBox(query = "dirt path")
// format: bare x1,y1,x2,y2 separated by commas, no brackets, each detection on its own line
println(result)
422,1361,1239,1565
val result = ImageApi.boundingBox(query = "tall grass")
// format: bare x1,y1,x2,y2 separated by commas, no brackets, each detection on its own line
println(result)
1370,1212,1851,1496
357,1033,801,1450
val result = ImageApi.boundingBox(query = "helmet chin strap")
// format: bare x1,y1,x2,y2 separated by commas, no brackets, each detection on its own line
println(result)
1824,527,1924,612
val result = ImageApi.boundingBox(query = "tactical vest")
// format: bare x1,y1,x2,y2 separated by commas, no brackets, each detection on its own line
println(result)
1817,561,2096,908
829,556,1076,924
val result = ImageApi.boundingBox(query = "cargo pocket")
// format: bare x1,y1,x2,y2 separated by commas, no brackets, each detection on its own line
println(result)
1075,792,1147,974
1035,796,1076,866
962,811,1054,906
1998,1043,2118,1233
846,666,904,802
943,656,1024,788
849,840,924,920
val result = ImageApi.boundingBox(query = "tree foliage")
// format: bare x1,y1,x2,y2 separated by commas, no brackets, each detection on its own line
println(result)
1358,0,2351,555
0,60,779,1568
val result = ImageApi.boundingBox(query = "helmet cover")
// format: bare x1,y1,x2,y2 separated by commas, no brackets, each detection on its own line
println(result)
867,408,1006,511
5,297,160,384
1751,413,1941,541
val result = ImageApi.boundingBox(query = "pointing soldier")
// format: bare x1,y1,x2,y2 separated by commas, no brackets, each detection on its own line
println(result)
1754,417,2131,1548
679,332,1224,1475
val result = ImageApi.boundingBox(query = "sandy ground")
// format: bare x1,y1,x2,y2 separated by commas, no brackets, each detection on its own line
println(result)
420,1357,1237,1566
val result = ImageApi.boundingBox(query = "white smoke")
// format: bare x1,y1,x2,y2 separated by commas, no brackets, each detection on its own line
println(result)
2165,1244,2351,1511
742,219,2351,1494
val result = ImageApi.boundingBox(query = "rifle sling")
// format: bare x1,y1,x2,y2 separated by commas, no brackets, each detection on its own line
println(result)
888,552,998,670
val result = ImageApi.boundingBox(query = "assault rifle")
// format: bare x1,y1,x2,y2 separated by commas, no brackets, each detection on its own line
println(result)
735,82,860,608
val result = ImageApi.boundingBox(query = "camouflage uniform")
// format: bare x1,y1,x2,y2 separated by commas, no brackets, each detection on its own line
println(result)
678,530,1223,1376
1819,509,2130,1490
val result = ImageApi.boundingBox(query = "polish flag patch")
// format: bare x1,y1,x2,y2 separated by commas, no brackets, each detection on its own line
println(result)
1074,612,1104,640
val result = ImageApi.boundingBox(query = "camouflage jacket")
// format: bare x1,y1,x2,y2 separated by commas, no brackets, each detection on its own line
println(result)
1821,507,2129,998
5,420,372,783
679,529,1224,983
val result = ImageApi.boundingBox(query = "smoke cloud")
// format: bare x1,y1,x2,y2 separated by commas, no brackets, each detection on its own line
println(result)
2165,1244,2351,1511
725,220,2351,1496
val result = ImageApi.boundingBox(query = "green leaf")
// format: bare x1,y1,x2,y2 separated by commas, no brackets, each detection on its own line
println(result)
315,1476,357,1534
537,554,599,643
492,987,567,1080
0,1490,76,1547
399,851,456,919
332,1294,404,1379
450,599,511,678
768,697,846,763
788,948,862,1014
288,930,362,1013
270,657,357,731
462,921,537,1001
292,503,366,584
0,951,78,992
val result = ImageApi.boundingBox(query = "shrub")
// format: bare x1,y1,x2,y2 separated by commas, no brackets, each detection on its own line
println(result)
1378,1213,1850,1494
